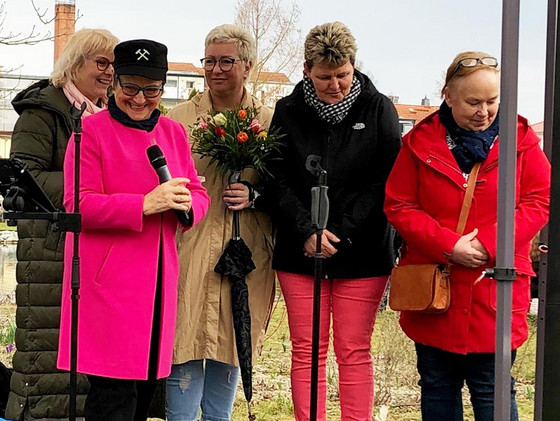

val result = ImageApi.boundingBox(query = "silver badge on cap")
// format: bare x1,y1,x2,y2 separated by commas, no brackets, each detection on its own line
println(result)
136,49,150,61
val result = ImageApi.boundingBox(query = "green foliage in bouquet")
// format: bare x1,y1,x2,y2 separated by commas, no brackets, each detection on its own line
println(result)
190,107,283,179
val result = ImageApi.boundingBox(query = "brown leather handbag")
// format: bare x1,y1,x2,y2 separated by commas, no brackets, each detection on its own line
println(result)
388,162,481,313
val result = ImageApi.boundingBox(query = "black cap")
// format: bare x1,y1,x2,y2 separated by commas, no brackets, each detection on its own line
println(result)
113,39,168,81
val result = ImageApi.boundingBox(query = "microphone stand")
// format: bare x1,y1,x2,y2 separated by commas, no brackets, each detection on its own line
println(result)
306,155,329,421
68,102,86,421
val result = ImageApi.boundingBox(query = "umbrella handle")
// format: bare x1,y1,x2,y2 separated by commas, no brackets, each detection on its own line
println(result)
233,210,241,240
229,170,242,240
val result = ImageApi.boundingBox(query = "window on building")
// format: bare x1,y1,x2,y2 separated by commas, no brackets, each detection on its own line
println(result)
399,120,414,136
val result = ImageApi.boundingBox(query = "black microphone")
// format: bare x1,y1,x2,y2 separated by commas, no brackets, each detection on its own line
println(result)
146,144,192,226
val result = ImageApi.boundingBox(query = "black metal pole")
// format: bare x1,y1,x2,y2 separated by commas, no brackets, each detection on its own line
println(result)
493,1,520,419
69,102,86,421
308,161,329,421
309,228,322,421
541,0,560,417
535,1,557,419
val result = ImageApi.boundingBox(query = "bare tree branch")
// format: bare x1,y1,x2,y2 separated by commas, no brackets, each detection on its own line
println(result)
0,0,53,46
235,0,303,103
31,0,54,25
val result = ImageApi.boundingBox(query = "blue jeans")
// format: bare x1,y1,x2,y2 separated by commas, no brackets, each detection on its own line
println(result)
415,343,518,421
166,359,239,421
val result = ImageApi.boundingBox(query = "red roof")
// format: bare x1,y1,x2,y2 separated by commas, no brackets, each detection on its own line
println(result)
168,62,205,75
394,103,439,123
250,70,291,84
168,61,291,83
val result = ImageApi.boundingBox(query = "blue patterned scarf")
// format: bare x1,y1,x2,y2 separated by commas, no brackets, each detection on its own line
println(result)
439,101,499,173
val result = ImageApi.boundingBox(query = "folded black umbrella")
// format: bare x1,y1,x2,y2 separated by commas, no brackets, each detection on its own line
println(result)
214,219,256,413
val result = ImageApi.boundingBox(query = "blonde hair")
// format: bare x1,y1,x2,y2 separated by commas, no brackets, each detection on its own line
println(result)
441,51,500,97
304,21,357,69
204,24,256,64
50,28,119,88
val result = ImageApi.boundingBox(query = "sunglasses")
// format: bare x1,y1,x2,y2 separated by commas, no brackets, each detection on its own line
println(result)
450,57,499,78
117,76,164,98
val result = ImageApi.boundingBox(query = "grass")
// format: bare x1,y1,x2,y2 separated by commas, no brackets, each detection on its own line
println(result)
227,298,538,420
0,322,15,347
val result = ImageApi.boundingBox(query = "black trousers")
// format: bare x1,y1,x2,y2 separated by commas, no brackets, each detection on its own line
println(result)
84,257,162,421
84,374,158,421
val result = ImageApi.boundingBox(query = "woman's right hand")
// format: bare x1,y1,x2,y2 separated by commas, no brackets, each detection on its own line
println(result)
451,228,490,268
143,177,191,216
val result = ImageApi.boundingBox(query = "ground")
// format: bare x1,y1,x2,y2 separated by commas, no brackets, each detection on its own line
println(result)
1,295,538,421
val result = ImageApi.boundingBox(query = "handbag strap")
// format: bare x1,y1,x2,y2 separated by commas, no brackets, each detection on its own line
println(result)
455,162,481,235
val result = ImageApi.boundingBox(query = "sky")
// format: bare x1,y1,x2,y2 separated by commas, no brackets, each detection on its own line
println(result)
0,0,549,124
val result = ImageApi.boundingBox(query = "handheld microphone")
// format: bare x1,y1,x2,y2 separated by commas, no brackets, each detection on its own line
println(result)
146,144,191,226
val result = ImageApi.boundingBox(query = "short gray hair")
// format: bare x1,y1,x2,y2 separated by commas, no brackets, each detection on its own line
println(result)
304,21,357,69
50,28,119,88
204,24,256,64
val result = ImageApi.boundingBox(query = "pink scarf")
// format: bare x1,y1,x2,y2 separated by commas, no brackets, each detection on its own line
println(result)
62,81,107,117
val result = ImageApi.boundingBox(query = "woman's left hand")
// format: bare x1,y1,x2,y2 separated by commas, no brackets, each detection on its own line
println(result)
223,182,252,211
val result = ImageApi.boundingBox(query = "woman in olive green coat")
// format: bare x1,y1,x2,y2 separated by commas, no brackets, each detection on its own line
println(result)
6,29,118,421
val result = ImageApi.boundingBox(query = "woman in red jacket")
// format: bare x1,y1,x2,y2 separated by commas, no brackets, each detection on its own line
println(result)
384,51,550,420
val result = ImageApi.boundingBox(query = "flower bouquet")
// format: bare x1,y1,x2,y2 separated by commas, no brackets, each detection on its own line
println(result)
190,107,282,181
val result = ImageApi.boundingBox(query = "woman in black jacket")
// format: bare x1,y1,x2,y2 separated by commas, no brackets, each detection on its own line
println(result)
267,21,401,420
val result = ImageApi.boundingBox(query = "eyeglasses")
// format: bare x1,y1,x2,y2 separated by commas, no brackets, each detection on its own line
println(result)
117,76,164,98
450,57,499,77
90,57,113,71
200,57,241,72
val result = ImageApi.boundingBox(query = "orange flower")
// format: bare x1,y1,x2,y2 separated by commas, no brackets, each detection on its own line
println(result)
236,131,249,143
238,109,247,119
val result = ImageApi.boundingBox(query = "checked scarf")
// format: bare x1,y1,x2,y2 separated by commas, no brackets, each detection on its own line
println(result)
303,73,361,124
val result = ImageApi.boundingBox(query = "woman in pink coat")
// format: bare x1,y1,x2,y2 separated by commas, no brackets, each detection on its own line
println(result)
57,39,209,420
384,51,550,420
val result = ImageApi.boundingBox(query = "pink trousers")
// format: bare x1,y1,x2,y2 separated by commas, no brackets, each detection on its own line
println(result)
277,271,389,421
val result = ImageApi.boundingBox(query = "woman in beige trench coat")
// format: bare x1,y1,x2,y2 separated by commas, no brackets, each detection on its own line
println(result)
165,24,275,421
